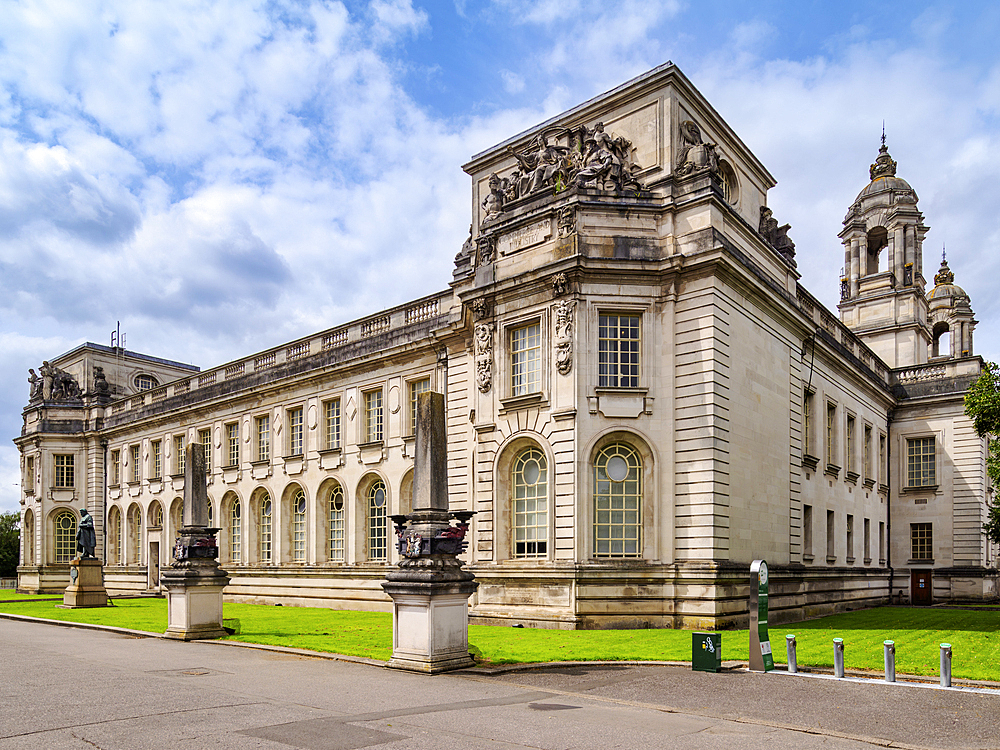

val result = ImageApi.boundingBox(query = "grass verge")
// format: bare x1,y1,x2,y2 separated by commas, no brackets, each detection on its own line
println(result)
1,596,997,681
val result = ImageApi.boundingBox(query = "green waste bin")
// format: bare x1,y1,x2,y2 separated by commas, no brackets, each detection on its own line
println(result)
692,632,722,672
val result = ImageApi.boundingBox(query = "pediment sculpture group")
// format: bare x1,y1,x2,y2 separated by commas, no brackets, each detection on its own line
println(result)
27,362,111,402
482,122,644,221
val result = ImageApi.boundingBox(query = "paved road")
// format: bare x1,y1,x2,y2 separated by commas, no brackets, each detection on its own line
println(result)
1,618,998,750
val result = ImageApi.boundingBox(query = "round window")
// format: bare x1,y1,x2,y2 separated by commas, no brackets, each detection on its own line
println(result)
295,494,306,514
606,455,630,482
373,487,386,508
262,499,271,517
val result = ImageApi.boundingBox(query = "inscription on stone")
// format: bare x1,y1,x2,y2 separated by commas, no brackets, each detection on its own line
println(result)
499,219,552,256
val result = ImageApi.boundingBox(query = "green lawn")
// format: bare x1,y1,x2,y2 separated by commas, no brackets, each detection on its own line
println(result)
2,595,997,681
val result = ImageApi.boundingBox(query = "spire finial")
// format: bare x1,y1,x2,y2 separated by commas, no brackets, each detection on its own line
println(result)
870,125,897,180
881,122,886,149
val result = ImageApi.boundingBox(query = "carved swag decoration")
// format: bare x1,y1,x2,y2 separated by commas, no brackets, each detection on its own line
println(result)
474,323,494,393
482,122,643,222
553,299,575,375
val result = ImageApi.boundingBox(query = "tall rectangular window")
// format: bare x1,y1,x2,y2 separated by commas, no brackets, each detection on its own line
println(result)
911,523,933,560
256,415,270,461
510,323,541,396
151,440,162,479
879,432,887,485
199,428,212,474
598,314,640,388
324,399,341,449
54,454,75,488
364,390,383,443
226,423,239,467
846,415,856,475
846,514,854,561
826,402,837,467
287,407,303,456
907,437,936,487
803,504,813,557
803,390,814,456
879,521,885,563
826,510,835,560
24,456,35,493
409,378,430,436
110,450,121,486
174,435,185,475
130,444,141,483
864,517,871,562
864,424,873,481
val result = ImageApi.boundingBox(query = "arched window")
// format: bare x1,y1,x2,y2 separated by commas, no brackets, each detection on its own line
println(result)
148,501,163,529
54,511,76,563
367,479,387,562
128,505,141,564
230,498,241,563
23,509,34,565
292,488,307,562
207,499,213,526
593,443,642,558
170,498,183,535
512,447,547,558
259,493,272,563
328,482,345,562
108,506,122,565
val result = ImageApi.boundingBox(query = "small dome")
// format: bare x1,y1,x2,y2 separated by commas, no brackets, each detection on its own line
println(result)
856,174,914,200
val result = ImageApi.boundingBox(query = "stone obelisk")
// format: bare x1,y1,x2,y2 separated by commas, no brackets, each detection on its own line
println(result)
382,391,478,673
162,443,230,640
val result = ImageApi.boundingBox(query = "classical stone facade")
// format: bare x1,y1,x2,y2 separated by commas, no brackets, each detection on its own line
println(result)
15,64,998,628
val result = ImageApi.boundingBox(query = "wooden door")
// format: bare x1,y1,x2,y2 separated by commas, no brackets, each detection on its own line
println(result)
911,570,932,605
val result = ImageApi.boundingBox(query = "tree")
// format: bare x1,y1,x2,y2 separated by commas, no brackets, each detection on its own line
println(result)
964,361,1000,545
0,512,19,578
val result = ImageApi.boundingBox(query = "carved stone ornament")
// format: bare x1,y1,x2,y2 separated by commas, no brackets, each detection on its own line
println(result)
552,272,569,297
474,323,494,393
758,206,797,268
934,252,955,286
675,120,719,177
869,140,898,181
553,299,575,375
471,298,491,320
557,207,576,238
483,124,643,221
476,235,496,265
30,360,82,402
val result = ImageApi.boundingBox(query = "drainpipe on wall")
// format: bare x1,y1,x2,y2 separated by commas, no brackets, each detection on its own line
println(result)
101,439,108,567
886,410,894,603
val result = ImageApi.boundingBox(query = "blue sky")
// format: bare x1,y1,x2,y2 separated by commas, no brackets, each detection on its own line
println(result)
2,0,999,513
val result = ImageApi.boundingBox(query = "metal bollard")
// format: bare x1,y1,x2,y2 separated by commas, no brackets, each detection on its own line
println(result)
786,635,797,673
884,640,896,682
833,638,845,678
940,643,952,687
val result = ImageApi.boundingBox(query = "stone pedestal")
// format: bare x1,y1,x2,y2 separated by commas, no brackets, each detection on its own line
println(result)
383,576,478,673
62,558,108,608
162,565,230,641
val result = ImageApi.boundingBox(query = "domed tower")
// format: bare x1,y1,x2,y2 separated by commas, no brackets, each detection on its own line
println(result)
838,137,930,367
927,251,977,359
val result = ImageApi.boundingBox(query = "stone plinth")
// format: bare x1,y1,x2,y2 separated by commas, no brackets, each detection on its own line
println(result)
382,578,479,673
162,563,230,641
62,558,108,608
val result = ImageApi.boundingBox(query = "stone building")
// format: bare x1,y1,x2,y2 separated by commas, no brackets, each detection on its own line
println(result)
14,63,998,628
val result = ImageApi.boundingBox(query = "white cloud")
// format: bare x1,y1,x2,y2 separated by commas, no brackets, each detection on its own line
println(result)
500,69,525,94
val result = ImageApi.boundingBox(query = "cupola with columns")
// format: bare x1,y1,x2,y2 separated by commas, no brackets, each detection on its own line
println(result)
838,136,931,367
927,250,976,359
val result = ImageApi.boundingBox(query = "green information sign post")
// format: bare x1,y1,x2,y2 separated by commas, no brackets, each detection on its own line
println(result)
749,559,774,672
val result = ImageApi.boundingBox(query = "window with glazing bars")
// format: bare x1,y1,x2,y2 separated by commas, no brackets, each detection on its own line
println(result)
129,445,140,483
174,436,185,474
364,391,383,443
512,447,547,558
288,408,303,456
226,423,239,467
409,379,430,436
151,440,162,479
864,425,872,480
199,429,212,473
907,437,935,487
230,499,241,563
54,454,75,488
325,400,341,450
259,495,272,563
368,480,387,561
510,323,541,396
329,483,345,561
911,523,933,560
54,511,76,563
846,415,855,474
593,443,642,557
826,403,837,466
292,489,306,562
598,314,640,387
110,450,121,485
256,415,270,462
